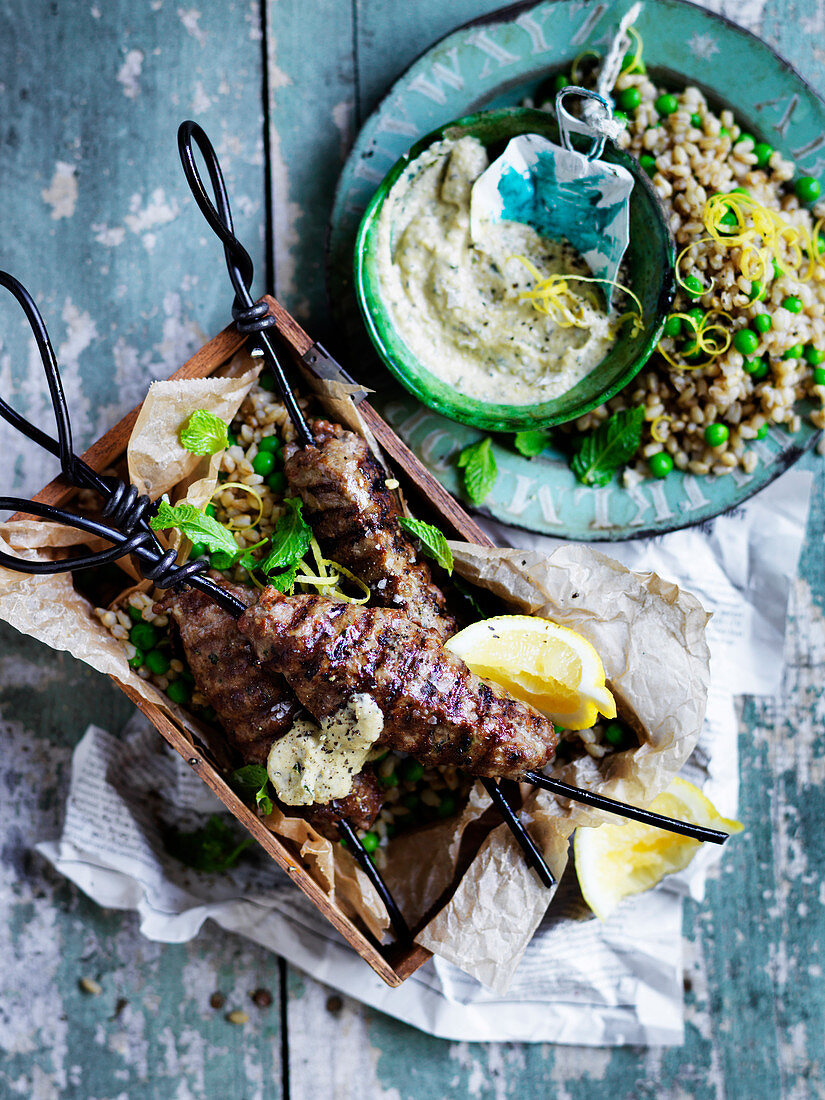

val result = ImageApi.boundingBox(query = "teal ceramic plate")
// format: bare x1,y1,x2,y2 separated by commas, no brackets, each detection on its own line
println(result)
328,0,825,541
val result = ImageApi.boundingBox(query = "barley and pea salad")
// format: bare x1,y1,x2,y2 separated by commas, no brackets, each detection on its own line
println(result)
530,45,825,484
94,375,631,867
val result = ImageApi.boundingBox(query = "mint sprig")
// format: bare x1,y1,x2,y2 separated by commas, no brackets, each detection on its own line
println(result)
457,437,498,504
165,815,252,873
230,764,274,816
179,409,230,456
150,500,239,556
570,406,645,487
399,517,453,575
258,498,312,579
514,428,552,457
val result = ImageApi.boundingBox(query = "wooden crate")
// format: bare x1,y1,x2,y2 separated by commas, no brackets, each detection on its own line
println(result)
24,297,496,987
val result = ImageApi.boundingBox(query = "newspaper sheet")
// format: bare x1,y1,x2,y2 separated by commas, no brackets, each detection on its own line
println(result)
37,468,812,1044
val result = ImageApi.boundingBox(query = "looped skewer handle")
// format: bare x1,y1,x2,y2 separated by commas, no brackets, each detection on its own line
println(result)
176,121,314,446
524,771,731,844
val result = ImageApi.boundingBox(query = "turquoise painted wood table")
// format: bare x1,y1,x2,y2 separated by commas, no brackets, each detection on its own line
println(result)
0,1,823,1096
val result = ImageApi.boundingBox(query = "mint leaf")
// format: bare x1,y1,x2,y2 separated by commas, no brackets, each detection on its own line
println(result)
514,429,552,458
263,561,300,594
570,406,645,487
150,500,239,555
165,814,252,873
231,765,274,816
179,409,229,456
399,517,453,575
258,497,312,576
457,437,498,505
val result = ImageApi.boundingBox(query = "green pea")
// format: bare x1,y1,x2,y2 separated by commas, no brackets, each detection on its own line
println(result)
748,359,769,380
772,258,784,280
639,153,656,178
251,451,276,476
748,280,765,302
166,680,190,705
794,176,821,204
613,110,628,124
663,315,682,338
127,603,144,622
729,187,750,196
719,126,730,138
204,503,217,519
648,452,674,479
128,648,145,670
265,471,287,493
603,721,628,748
690,112,703,128
704,423,729,447
804,345,824,365
145,649,171,675
756,425,769,440
226,430,237,447
201,705,218,723
180,665,195,683
189,541,207,560
737,132,755,148
719,209,738,229
681,340,702,360
402,793,420,811
655,93,678,116
752,313,772,334
753,142,773,167
782,295,803,314
733,329,759,355
686,307,705,328
682,275,704,299
553,73,569,93
129,621,159,651
617,87,642,111
621,52,645,74
401,758,424,783
438,796,457,819
258,373,276,392
360,831,379,853
257,434,282,454
782,343,805,360
378,773,399,789
813,367,825,386
210,550,236,571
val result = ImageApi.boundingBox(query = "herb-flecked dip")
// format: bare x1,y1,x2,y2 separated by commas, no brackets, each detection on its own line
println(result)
374,135,620,405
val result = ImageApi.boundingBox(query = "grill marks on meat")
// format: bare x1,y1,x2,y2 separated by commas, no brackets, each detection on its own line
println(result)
239,590,557,780
158,581,382,837
158,582,298,764
283,419,457,641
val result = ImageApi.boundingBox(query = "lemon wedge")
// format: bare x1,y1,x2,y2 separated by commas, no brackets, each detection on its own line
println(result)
574,777,744,920
444,614,616,730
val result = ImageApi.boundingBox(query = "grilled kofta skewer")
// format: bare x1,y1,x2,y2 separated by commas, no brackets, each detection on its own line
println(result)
283,419,457,641
158,582,383,836
239,589,558,780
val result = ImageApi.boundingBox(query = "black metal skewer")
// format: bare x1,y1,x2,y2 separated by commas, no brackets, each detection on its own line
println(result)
338,818,410,939
482,778,556,887
524,771,730,844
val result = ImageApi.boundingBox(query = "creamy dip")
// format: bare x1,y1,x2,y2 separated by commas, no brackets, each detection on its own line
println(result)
266,693,384,807
375,136,619,405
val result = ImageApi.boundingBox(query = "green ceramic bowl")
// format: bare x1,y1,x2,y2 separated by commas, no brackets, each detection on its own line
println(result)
354,107,675,432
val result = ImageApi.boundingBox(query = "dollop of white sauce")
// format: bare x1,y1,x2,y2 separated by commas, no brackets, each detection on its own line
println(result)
267,693,384,806
375,135,619,405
